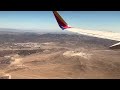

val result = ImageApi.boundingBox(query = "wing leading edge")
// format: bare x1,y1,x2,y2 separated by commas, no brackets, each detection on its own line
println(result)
53,11,120,49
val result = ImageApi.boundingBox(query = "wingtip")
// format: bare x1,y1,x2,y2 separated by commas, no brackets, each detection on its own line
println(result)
53,11,71,30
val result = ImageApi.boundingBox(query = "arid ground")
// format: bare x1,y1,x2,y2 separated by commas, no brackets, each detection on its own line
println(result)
0,31,120,79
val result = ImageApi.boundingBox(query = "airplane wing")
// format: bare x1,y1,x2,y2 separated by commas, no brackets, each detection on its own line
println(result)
53,11,120,49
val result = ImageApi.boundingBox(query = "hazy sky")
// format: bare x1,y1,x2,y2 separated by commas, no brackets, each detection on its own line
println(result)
0,11,120,33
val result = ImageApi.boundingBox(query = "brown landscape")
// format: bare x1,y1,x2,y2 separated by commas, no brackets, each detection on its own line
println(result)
0,30,120,79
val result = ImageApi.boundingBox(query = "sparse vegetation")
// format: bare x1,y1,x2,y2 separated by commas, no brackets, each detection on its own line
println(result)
0,31,120,79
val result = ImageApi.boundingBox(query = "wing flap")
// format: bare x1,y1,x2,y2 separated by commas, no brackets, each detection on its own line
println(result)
109,42,120,49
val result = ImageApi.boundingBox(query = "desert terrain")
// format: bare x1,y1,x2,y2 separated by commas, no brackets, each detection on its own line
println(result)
0,30,120,79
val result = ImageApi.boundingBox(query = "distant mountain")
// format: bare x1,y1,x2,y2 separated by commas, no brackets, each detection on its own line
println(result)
0,28,74,35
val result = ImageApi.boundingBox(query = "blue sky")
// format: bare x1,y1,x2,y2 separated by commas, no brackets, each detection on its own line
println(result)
0,11,120,33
